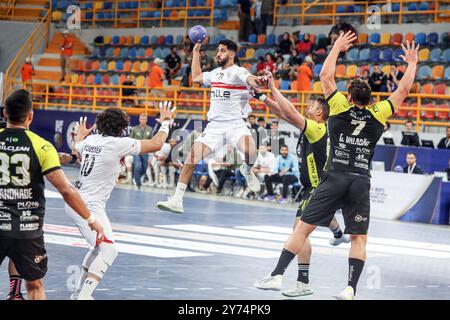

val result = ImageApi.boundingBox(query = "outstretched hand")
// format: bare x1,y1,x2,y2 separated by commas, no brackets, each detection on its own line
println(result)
263,70,276,90
158,101,176,122
75,117,95,143
400,40,419,65
333,31,357,52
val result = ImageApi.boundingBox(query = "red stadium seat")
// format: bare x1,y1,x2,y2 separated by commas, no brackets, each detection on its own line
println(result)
422,103,436,120
408,102,418,119
434,83,447,95
391,33,403,45
395,103,409,118
437,104,450,121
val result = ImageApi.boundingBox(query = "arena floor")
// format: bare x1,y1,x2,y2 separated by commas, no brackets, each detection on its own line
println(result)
1,167,450,300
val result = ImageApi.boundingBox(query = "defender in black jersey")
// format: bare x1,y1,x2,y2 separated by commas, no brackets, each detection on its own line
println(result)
0,90,104,300
252,72,349,296
254,32,419,300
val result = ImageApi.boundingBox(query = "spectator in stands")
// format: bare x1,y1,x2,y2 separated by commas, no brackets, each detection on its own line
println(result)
263,144,299,203
381,122,394,141
253,0,262,35
276,64,291,85
360,69,370,82
21,57,35,91
256,56,266,75
130,114,153,189
278,32,295,57
437,127,450,149
328,17,355,40
263,53,277,74
200,48,214,72
369,64,387,92
403,152,424,175
258,117,269,130
275,55,284,72
265,120,285,154
296,33,314,58
259,0,274,35
296,55,314,92
238,0,252,42
149,58,165,99
288,49,303,67
153,138,178,188
165,45,181,85
59,30,74,82
401,120,420,147
121,75,137,106
247,114,260,147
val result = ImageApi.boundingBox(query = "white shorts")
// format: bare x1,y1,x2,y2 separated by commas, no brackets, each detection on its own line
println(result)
195,120,251,152
65,202,115,249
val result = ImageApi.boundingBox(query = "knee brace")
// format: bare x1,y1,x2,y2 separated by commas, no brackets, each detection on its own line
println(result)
87,243,119,279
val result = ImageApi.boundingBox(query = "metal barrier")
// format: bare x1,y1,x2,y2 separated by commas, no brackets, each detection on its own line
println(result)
0,0,48,22
7,79,450,130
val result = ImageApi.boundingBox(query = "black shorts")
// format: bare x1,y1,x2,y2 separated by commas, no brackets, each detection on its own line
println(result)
296,186,315,218
0,236,48,281
300,171,371,235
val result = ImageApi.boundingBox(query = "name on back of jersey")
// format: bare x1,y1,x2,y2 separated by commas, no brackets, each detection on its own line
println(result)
339,134,370,147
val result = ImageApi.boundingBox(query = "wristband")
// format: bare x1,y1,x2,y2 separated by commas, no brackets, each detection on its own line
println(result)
252,92,267,102
158,120,170,134
86,215,96,224
69,153,78,164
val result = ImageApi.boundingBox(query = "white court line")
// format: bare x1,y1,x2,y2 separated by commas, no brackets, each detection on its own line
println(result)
174,288,188,290
121,288,136,291
147,288,163,291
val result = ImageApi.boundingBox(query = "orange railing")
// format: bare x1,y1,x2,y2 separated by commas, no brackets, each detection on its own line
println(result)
62,0,216,29
274,0,450,25
9,79,450,130
3,9,50,100
0,0,49,22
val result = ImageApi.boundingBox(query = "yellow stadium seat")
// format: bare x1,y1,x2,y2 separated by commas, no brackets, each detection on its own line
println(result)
245,48,255,59
71,74,79,84
94,2,103,10
136,75,145,87
108,61,116,71
134,35,141,45
418,48,430,61
346,64,357,78
140,61,149,72
381,65,391,75
104,35,111,44
179,10,187,18
379,33,390,46
52,11,62,22
313,81,322,92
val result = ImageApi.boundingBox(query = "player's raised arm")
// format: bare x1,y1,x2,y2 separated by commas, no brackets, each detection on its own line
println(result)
191,41,203,83
320,31,356,97
388,41,419,112
140,101,176,154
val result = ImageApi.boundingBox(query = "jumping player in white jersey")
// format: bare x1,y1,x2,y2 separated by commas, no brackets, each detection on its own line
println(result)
66,102,175,300
157,39,264,213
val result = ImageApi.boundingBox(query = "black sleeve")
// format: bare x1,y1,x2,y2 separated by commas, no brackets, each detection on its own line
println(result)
415,166,425,175
437,138,445,149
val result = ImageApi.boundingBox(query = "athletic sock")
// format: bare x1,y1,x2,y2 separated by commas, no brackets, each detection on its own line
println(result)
297,263,310,284
9,275,22,297
348,258,365,294
75,267,89,294
77,277,100,300
329,225,343,239
271,249,296,276
173,182,187,201
241,163,251,175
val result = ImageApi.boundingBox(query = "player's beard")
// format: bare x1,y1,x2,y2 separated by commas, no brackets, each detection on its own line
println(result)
217,56,229,67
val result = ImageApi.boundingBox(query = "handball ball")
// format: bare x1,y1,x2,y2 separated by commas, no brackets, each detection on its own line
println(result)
189,25,207,43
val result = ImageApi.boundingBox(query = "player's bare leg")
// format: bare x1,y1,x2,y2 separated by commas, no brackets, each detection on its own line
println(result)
255,221,316,290
236,134,260,193
334,235,367,300
25,279,46,300
6,260,24,300
329,216,351,246
157,142,212,213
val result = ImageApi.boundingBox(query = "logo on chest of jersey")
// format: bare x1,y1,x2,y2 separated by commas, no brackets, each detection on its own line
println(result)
211,89,231,100
0,211,11,221
355,154,369,163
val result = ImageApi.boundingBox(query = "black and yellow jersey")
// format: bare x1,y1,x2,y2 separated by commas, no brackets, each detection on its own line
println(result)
0,128,61,239
325,90,395,176
296,118,328,188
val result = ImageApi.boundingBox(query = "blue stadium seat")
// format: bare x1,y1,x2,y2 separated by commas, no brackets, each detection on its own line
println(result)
175,35,184,44
120,48,129,58
173,0,181,6
116,61,123,71
391,3,400,11
166,35,174,45
106,47,114,57
442,48,450,63
346,48,359,61
358,48,370,60
99,47,107,57
99,61,108,71
221,9,228,20
337,81,347,91
336,6,346,13
369,33,380,44
153,11,161,18
255,48,265,58
418,65,431,79
190,0,197,6
166,0,174,7
248,34,257,44
129,47,137,59
93,47,100,58
415,33,426,45
141,36,149,46
313,64,323,75
57,0,69,10
96,12,105,19
444,67,450,80
111,75,120,85
103,2,113,10
112,35,120,45
393,48,403,62
237,48,246,58
118,2,127,9
280,80,291,90
427,32,438,46
214,0,221,6
210,35,219,45
408,2,418,11
130,1,139,9
369,48,381,62
381,48,393,62
164,10,171,17
250,64,257,74
154,47,163,58
162,47,171,57
105,12,114,19
85,12,93,20
198,0,206,6
418,2,429,10
266,34,276,45
151,35,158,44
315,34,327,45
95,74,102,85
213,9,221,20
137,48,145,57
430,48,442,62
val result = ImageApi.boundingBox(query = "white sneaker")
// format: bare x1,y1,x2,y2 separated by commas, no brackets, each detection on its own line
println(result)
282,282,314,297
70,292,78,300
333,286,355,300
234,188,245,198
157,197,184,214
254,274,282,291
208,166,219,187
329,234,351,246
240,164,260,193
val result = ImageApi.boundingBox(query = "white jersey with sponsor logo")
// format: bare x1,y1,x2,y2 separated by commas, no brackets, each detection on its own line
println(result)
74,134,141,208
203,64,253,122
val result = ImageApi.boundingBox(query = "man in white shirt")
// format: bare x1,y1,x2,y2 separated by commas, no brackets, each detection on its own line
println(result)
157,39,265,213
252,145,275,182
66,102,175,300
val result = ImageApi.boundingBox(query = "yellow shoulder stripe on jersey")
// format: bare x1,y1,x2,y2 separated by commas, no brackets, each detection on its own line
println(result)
326,90,350,116
25,130,61,174
368,99,396,125
306,153,320,188
304,119,327,144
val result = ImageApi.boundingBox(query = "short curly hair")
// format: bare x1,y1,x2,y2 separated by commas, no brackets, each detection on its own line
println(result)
96,108,129,137
349,79,372,106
